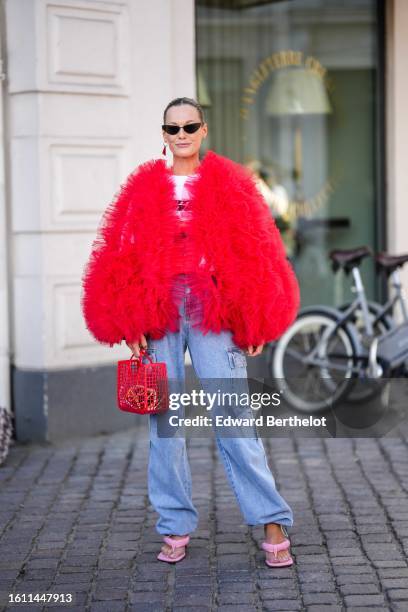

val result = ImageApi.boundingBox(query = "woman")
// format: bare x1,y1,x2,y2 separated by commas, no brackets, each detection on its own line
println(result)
81,97,300,567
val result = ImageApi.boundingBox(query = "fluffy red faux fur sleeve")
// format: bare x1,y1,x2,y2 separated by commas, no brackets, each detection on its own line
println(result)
80,168,147,347
217,160,300,349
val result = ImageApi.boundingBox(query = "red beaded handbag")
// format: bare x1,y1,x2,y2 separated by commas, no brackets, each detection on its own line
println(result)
117,348,169,415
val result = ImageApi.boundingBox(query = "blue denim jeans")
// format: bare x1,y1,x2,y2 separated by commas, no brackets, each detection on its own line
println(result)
145,274,293,536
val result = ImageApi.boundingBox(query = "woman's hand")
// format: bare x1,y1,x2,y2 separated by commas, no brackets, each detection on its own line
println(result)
247,344,264,357
126,334,148,357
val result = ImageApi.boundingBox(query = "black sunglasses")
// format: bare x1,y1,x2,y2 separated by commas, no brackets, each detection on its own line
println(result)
162,122,203,135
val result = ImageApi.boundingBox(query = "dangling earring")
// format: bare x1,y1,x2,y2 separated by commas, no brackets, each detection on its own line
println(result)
162,143,167,156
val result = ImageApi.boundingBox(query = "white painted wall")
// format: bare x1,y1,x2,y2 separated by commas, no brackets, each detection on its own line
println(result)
386,0,408,309
0,24,11,413
3,0,195,372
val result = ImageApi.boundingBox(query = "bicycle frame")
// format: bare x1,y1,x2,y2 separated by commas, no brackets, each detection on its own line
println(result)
297,308,360,374
287,262,408,376
336,266,408,335
381,268,408,323
301,267,375,374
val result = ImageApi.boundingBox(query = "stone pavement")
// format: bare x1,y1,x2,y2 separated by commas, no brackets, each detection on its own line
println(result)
0,422,408,612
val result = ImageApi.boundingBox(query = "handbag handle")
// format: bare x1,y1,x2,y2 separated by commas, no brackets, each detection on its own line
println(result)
129,346,154,364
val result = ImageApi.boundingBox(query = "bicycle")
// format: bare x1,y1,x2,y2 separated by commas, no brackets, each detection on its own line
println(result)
271,246,408,413
338,250,408,402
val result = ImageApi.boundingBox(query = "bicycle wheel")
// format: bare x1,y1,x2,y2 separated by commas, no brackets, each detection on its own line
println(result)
272,311,359,413
339,302,392,403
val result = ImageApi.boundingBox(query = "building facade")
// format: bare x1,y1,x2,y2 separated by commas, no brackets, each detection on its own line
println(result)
0,0,407,442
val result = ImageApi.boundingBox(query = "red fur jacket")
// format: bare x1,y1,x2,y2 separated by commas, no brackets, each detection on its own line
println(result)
81,149,300,350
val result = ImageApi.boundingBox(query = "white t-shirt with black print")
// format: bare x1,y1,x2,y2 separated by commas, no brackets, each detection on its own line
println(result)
170,174,209,271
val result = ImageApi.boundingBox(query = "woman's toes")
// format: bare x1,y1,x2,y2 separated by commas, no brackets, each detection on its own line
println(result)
266,548,291,563
161,543,184,558
279,549,291,562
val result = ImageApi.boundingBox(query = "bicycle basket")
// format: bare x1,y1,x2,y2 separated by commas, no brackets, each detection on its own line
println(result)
376,322,408,370
117,348,169,414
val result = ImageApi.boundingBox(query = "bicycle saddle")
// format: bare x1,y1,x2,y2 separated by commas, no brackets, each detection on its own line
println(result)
329,246,372,273
376,252,408,274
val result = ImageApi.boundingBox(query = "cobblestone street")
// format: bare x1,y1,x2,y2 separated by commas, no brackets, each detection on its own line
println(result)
1,423,408,612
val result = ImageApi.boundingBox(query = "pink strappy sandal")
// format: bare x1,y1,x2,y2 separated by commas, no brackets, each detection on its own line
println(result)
157,535,190,563
261,524,294,568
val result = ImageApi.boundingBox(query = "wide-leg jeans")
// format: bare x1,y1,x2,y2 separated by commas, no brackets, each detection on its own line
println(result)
145,274,293,536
